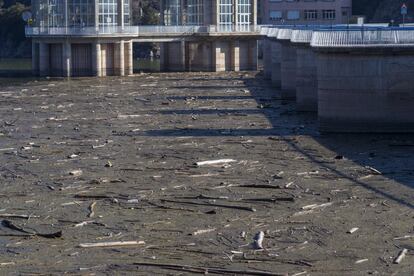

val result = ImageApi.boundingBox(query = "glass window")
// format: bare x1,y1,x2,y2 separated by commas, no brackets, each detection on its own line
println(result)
237,0,251,27
219,0,233,30
70,0,95,27
164,0,181,25
187,0,203,25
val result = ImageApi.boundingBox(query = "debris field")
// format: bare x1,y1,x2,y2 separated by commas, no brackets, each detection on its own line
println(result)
0,72,413,275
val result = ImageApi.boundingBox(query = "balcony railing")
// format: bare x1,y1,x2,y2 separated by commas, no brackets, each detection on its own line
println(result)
25,25,262,37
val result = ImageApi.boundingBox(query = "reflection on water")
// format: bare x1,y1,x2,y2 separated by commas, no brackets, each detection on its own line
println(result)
0,58,32,78
134,58,160,72
0,58,31,71
0,58,160,75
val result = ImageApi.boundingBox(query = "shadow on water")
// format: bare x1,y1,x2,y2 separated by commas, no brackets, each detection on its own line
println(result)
143,71,414,209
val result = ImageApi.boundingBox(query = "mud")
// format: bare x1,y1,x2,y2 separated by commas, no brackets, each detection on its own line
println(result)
0,72,413,275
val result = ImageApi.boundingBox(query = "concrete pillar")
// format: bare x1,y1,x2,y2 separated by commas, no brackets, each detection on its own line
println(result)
280,42,297,99
271,40,282,87
263,39,272,79
62,41,71,77
214,41,231,72
31,41,39,76
181,40,186,71
92,42,101,77
232,41,240,71
296,46,317,112
39,42,49,77
126,41,133,75
317,50,414,133
114,41,125,76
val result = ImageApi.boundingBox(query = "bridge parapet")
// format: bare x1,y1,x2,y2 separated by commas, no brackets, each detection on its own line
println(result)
311,27,414,48
26,25,262,38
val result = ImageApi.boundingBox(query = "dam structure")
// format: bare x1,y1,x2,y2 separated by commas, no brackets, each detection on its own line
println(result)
261,25,414,133
26,0,260,77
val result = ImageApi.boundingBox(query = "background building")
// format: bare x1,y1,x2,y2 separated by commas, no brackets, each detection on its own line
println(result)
161,0,257,28
261,0,352,25
30,0,133,77
159,0,259,72
27,0,260,76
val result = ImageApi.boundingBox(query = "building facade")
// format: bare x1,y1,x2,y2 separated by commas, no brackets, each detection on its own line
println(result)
261,0,352,25
161,0,257,27
30,0,133,77
27,0,260,77
159,0,259,72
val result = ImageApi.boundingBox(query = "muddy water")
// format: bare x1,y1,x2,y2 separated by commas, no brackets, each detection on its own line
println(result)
0,72,413,275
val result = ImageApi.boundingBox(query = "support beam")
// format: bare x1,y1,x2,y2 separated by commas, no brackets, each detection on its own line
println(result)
92,42,102,77
62,41,71,77
114,41,125,76
232,41,240,72
181,40,186,71
126,40,133,75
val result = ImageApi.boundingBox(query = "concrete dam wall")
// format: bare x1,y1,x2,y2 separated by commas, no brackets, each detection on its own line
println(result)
261,26,414,133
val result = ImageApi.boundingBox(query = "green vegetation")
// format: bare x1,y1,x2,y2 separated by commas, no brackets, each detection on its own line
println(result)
0,1,31,58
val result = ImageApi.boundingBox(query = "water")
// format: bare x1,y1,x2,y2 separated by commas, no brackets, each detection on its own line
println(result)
0,58,31,71
134,58,160,72
0,58,160,76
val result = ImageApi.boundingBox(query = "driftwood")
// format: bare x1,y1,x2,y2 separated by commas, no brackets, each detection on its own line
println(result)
0,214,39,219
88,201,97,218
195,159,236,167
133,262,287,276
243,197,295,203
1,220,62,239
79,241,145,248
233,184,283,189
161,199,256,212
394,248,408,264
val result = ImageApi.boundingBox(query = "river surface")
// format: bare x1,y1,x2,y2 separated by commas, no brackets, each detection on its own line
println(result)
0,58,160,75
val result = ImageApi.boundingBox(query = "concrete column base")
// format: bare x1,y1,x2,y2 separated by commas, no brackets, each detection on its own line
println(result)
62,41,71,78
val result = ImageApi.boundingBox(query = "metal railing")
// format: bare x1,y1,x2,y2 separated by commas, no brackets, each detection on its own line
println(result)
311,27,414,48
25,25,262,37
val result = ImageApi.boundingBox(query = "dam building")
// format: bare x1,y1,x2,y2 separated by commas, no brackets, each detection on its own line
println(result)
26,0,260,77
